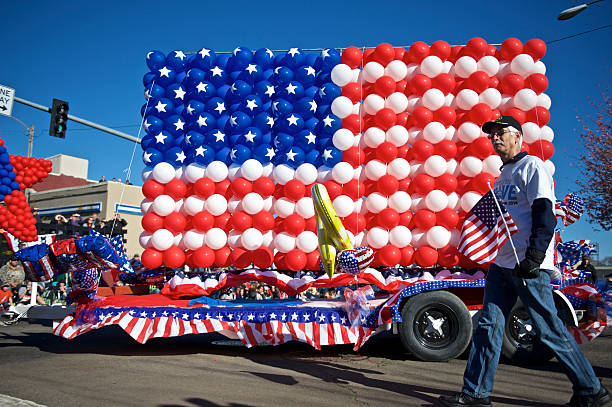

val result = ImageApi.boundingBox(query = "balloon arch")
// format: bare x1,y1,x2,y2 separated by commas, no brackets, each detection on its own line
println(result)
138,38,554,272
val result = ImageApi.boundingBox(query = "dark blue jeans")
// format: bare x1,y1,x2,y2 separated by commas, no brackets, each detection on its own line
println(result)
462,263,600,398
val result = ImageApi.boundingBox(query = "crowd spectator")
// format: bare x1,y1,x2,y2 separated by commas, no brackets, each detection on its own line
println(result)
68,213,81,227
17,281,45,305
1,282,14,312
99,176,106,182
0,256,26,295
129,254,143,271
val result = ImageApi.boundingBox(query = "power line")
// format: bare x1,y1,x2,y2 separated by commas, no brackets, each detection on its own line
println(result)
546,24,612,44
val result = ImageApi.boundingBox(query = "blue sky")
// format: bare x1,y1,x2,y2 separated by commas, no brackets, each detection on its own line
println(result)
1,1,610,255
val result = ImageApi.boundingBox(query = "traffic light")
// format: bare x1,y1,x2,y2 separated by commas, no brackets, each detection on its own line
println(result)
49,98,69,138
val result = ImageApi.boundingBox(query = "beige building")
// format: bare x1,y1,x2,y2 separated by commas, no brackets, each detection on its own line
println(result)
28,154,144,257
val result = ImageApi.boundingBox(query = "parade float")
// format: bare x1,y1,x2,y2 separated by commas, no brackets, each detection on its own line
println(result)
9,38,609,362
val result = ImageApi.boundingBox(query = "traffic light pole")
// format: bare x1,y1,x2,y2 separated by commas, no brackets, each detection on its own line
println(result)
14,96,141,144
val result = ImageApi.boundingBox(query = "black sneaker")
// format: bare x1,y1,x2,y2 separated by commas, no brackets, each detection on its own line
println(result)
438,392,492,407
567,385,611,407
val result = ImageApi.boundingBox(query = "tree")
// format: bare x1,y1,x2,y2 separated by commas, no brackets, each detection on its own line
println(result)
576,84,612,231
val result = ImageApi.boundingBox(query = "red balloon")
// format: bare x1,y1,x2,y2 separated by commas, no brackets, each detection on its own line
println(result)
433,106,456,127
525,73,548,94
456,175,473,195
214,247,232,267
523,39,546,61
343,114,363,134
465,37,488,60
415,246,438,267
252,247,274,269
342,146,365,168
397,144,410,160
430,40,451,61
342,46,363,68
436,208,459,229
379,245,401,267
489,76,500,89
305,250,321,271
323,180,343,199
435,139,457,159
407,41,429,63
526,106,550,126
521,143,531,155
529,140,554,161
343,179,365,200
286,249,307,271
415,209,436,230
344,212,366,234
142,248,163,269
163,246,185,268
142,212,164,232
375,142,398,163
378,208,400,229
342,82,362,104
501,74,525,95
438,245,460,267
503,107,526,124
466,71,490,93
394,47,406,61
253,177,275,198
435,173,458,193
400,246,415,266
363,48,376,64
395,79,408,94
469,136,494,159
284,179,306,201
412,139,435,160
500,38,523,61
409,74,432,96
374,75,396,97
215,179,231,197
192,211,214,231
214,212,232,230
230,177,253,198
378,174,400,196
472,173,496,195
164,212,187,233
411,107,433,129
230,248,251,269
284,214,306,236
165,179,187,200
487,44,498,57
399,211,413,227
232,210,253,232
142,179,165,199
374,43,395,65
413,173,435,195
375,108,397,130
252,210,274,232
193,247,215,268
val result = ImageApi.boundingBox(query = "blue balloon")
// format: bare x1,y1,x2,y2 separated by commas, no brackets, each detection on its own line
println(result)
318,114,341,135
281,146,305,168
216,147,232,165
192,47,216,70
315,82,341,104
174,133,186,148
226,111,252,132
254,48,275,69
150,98,174,118
164,115,186,135
147,83,166,100
216,84,231,98
237,126,262,145
216,114,230,129
150,130,174,151
175,71,186,83
166,50,188,72
315,73,332,86
207,65,228,87
277,81,304,101
254,80,275,102
229,47,252,68
146,50,166,71
315,103,331,118
206,97,227,118
8,171,15,180
164,147,187,168
237,64,263,84
295,65,317,86
273,54,284,66
1,177,10,186
272,98,293,116
316,136,332,150
141,134,155,149
192,81,217,102
321,146,342,166
187,112,216,133
192,144,215,165
261,132,272,145
295,129,318,150
143,148,163,166
185,68,206,87
305,148,321,165
185,130,205,147
216,54,230,67
164,83,186,103
0,186,9,196
155,66,176,87
304,117,319,130
173,104,184,116
230,144,251,164
254,112,275,132
253,144,276,163
9,181,19,191
206,129,228,148
272,66,294,85
0,153,10,165
140,103,153,118
226,80,252,103
261,69,274,81
276,113,304,133
182,100,205,119
304,86,319,99
319,48,341,71
281,48,305,69
294,97,317,118
144,115,164,134
274,132,294,150
305,53,318,67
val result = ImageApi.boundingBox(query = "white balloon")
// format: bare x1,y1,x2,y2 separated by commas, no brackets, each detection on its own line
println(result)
425,190,449,212
295,163,318,185
333,195,354,217
141,198,153,214
456,89,479,110
449,228,461,247
541,125,554,142
332,161,354,184
477,56,500,76
388,158,410,179
365,193,388,213
420,55,443,78
423,121,446,144
227,197,241,214
442,60,453,74
386,125,409,147
544,160,555,176
454,56,477,78
332,128,355,151
365,160,387,181
390,226,412,248
411,228,427,248
411,194,424,211
363,94,385,115
422,88,445,111
262,230,274,247
460,156,483,177
385,92,409,113
206,228,227,250
460,192,482,212
426,226,451,249
446,159,459,176
447,192,460,210
410,161,423,177
482,155,503,176
242,192,264,215
533,60,546,75
331,96,354,119
424,155,447,177
364,126,386,148
227,229,241,249
457,122,481,143
141,168,153,182
152,195,176,217
173,232,184,250
227,164,241,181
139,231,152,249
174,198,184,213
513,88,537,111
522,122,541,144
205,161,229,183
389,191,412,213
351,68,361,83
262,162,274,177
151,229,174,251
406,95,420,113
202,194,225,216
497,61,512,78
152,162,176,184
296,197,315,218
275,232,296,253
385,60,408,81
537,93,551,109
241,228,263,250
174,166,184,181
444,93,455,107
407,126,421,145
330,63,353,87
241,159,264,181
405,63,419,80
510,54,535,78
366,227,389,249
262,195,273,212
183,230,205,250
445,126,456,140
479,88,502,109
272,164,295,185
363,61,385,83
499,95,513,112
354,197,365,213
295,231,317,252
316,165,332,183
274,197,296,218
182,163,204,183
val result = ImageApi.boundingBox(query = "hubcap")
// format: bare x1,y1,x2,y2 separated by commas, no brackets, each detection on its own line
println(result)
414,305,458,349
510,309,537,350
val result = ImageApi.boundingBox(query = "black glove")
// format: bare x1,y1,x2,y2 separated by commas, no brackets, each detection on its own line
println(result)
514,248,546,279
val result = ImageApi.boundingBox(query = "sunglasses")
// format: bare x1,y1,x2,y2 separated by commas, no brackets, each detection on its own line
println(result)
487,129,513,140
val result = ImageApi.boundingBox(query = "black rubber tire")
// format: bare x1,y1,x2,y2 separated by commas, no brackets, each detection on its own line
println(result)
398,290,473,362
502,299,554,364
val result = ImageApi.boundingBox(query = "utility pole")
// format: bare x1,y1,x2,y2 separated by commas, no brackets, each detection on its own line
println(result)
27,124,34,157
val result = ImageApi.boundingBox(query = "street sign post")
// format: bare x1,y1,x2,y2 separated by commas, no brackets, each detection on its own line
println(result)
0,84,15,117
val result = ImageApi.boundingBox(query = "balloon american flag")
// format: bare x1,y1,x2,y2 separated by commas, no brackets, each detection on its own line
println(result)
139,39,555,271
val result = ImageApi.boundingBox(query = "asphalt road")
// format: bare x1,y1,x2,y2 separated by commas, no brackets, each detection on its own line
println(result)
0,321,610,407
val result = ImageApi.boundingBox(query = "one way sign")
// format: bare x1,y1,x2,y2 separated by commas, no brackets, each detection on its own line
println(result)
0,84,15,117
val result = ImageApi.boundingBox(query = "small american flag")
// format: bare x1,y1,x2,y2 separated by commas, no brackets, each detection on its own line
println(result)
458,191,518,265
555,193,584,226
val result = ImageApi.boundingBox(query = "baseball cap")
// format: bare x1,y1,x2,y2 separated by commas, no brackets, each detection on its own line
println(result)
482,115,522,134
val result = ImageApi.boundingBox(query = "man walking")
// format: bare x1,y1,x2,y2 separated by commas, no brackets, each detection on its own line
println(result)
438,116,610,407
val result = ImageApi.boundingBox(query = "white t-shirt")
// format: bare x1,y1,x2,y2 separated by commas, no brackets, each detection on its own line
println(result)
492,154,556,270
